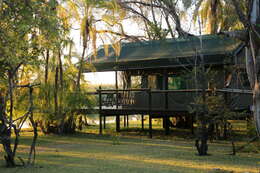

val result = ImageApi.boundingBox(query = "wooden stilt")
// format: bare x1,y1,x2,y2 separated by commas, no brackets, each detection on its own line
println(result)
99,114,102,135
149,115,152,138
191,114,194,135
165,116,170,135
141,114,144,130
126,115,129,128
116,115,120,132
124,115,126,127
163,116,166,129
103,116,106,129
98,86,102,135
148,88,152,138
163,69,169,135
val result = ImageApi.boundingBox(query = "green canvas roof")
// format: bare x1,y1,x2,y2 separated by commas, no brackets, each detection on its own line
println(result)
84,35,243,72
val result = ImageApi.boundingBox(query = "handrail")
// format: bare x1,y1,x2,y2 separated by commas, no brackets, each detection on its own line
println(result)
78,88,253,95
96,88,149,92
216,88,252,94
95,88,213,94
150,89,212,93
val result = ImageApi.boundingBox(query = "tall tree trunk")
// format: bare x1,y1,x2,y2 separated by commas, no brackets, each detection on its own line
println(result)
210,0,219,34
28,113,38,165
251,49,260,136
0,95,14,167
76,45,86,90
45,50,49,84
54,66,59,128
58,51,63,89
231,0,260,136
245,45,260,136
58,50,65,133
1,71,16,167
196,54,209,155
248,0,260,135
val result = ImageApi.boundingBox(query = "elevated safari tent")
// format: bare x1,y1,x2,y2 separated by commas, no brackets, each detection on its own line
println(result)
83,35,252,137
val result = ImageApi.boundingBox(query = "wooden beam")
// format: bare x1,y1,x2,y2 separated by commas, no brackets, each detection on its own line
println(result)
165,116,170,135
141,114,144,130
116,115,120,132
115,71,120,132
149,115,152,138
124,115,126,127
103,116,106,129
115,71,119,108
164,70,170,135
191,114,194,135
98,86,102,135
148,88,152,138
127,115,129,128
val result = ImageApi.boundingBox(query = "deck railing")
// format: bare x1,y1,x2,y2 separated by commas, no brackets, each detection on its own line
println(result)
94,88,211,111
84,88,252,112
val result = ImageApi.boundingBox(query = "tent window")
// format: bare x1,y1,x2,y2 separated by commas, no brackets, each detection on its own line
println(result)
148,75,157,89
131,76,141,88
168,76,186,90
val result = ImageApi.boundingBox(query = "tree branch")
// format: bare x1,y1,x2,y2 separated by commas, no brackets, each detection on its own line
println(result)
230,0,250,28
97,30,144,41
117,0,190,37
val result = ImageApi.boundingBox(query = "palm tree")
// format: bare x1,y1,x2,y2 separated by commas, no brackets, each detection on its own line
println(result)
67,0,132,89
193,0,244,34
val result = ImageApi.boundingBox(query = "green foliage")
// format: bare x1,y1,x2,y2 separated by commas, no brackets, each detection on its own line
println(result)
191,0,245,33
188,66,240,141
0,0,69,167
0,0,62,71
33,59,95,134
247,119,258,137
191,95,236,123
147,22,169,40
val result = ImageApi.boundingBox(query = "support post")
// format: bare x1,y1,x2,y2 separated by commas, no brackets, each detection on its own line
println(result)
98,86,102,135
165,90,170,135
115,71,120,132
141,74,147,131
124,115,126,127
149,115,152,138
191,114,194,135
116,115,120,132
127,115,129,128
103,116,106,129
141,114,144,130
164,70,170,135
115,71,119,109
148,88,152,138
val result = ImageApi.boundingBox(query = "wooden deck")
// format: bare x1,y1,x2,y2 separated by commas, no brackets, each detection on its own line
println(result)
77,88,252,138
78,106,188,116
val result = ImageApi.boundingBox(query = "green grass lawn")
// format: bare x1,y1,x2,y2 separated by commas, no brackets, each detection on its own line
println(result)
0,123,260,173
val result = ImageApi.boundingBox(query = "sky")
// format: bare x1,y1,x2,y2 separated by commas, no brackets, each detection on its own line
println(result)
85,72,115,85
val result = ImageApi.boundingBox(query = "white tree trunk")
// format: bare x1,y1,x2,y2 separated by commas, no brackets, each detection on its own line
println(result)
253,83,260,136
248,0,260,136
246,37,260,136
